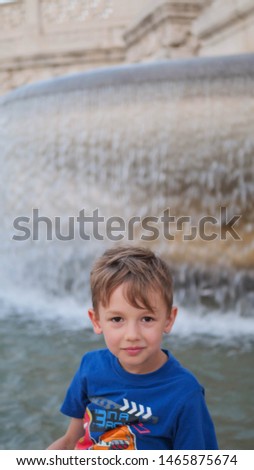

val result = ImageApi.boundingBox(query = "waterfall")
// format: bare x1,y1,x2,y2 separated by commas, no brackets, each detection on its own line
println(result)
1,53,254,334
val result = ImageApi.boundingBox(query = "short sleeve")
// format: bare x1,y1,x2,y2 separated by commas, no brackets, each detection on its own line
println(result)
173,388,218,450
60,355,89,419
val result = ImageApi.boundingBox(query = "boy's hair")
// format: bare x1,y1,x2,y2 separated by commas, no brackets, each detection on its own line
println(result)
90,245,173,315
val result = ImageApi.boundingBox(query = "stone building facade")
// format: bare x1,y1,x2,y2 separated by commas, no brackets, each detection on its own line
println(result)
0,0,254,95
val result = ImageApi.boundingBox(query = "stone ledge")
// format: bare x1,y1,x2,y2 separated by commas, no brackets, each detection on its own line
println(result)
0,47,125,71
193,0,254,40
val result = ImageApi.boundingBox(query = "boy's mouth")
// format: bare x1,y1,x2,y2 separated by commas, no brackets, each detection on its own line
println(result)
122,347,145,356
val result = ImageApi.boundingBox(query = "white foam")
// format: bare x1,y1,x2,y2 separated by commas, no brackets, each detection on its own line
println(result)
1,285,253,345
0,285,91,330
172,305,254,343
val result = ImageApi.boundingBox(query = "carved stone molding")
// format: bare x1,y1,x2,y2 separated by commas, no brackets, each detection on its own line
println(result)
0,0,25,37
193,0,254,39
124,1,202,61
125,1,202,45
40,0,113,30
193,0,254,55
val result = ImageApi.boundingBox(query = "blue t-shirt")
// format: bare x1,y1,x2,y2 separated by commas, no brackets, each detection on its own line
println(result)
61,349,218,450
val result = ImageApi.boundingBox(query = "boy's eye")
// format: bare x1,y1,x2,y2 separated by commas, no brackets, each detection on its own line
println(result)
111,317,123,323
142,316,154,322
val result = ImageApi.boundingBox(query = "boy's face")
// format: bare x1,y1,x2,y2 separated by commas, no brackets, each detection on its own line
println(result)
88,283,177,374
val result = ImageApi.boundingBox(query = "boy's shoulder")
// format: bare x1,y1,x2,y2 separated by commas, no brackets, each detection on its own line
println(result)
79,348,111,370
82,348,110,359
168,352,204,395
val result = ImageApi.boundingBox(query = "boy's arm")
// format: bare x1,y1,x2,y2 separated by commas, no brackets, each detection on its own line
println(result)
173,390,218,450
47,418,84,450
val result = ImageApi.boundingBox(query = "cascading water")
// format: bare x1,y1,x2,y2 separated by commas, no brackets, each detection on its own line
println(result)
1,53,254,334
1,54,254,450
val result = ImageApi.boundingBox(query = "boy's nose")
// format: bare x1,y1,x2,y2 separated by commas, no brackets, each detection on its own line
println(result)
125,321,140,341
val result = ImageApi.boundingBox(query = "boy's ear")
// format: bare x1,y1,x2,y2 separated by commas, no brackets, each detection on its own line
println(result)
88,309,102,335
164,306,178,334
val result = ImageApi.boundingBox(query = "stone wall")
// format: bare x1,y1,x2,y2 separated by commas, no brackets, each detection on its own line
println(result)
0,0,146,95
0,0,254,95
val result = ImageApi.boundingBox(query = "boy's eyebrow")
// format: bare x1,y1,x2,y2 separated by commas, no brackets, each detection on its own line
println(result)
106,309,157,315
106,310,124,315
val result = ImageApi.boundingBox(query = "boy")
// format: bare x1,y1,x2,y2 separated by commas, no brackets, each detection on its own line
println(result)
48,245,218,450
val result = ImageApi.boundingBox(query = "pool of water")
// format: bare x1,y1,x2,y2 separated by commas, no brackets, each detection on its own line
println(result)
0,297,253,450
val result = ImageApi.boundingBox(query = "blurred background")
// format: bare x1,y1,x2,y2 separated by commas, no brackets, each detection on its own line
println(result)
1,0,254,95
0,0,254,450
